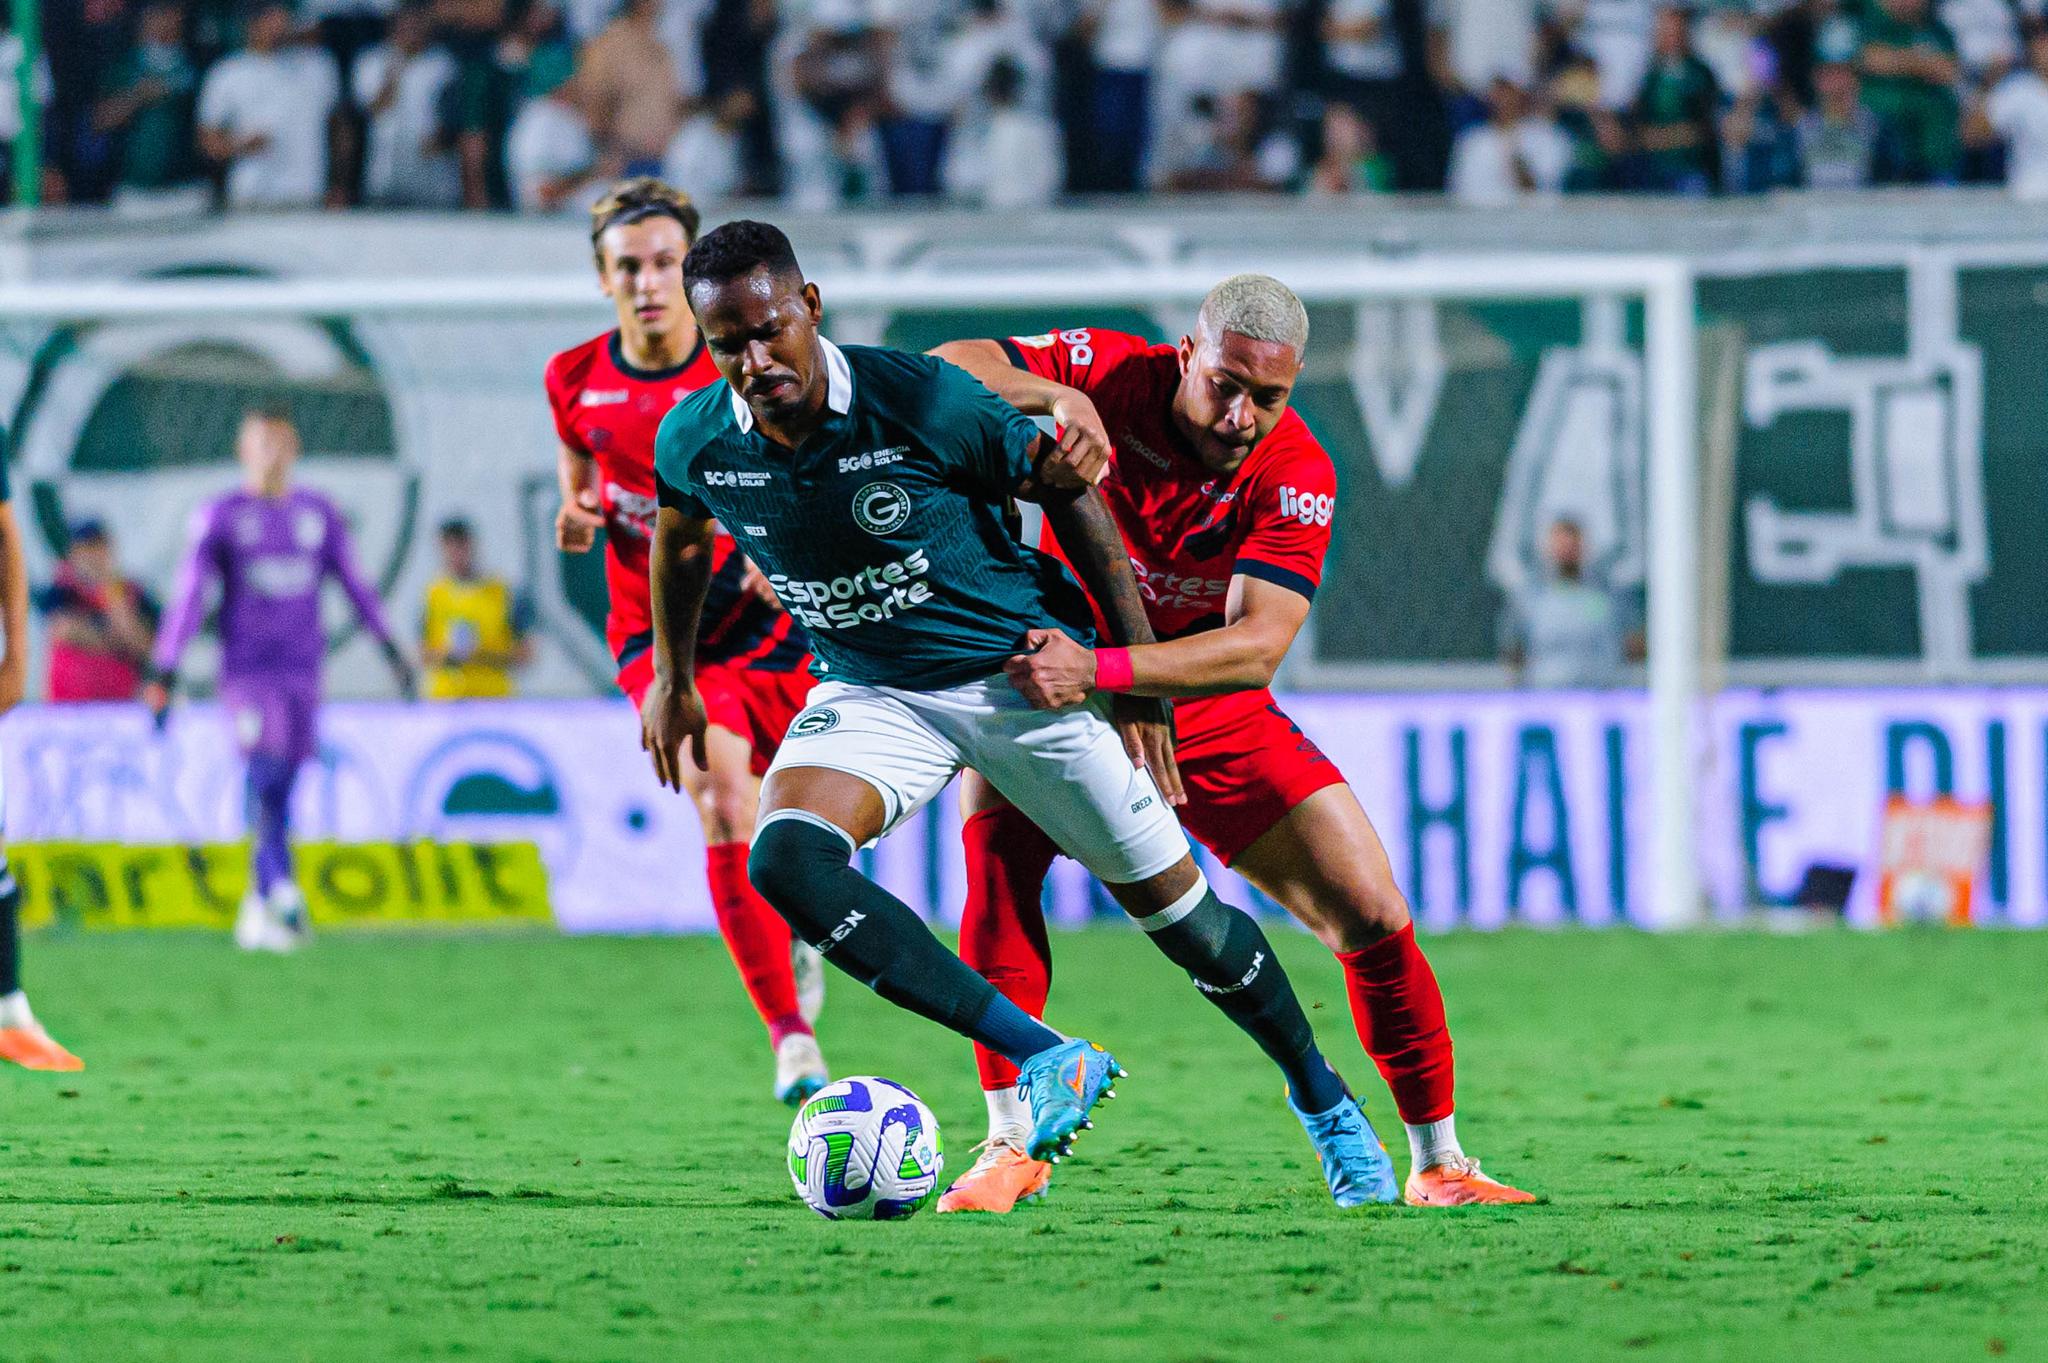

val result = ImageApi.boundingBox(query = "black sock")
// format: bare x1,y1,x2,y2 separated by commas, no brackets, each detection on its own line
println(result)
1,856,21,997
750,816,1065,1066
1138,885,1346,1113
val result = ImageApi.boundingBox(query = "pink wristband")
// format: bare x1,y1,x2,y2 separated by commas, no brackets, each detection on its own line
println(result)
1093,647,1135,693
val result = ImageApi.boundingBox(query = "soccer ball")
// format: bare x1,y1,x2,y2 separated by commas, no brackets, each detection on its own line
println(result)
786,1076,945,1221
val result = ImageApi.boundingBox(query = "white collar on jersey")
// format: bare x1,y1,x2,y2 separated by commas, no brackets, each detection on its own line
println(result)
728,336,853,434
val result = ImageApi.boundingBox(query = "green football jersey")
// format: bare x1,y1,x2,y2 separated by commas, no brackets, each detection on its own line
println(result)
653,339,1095,690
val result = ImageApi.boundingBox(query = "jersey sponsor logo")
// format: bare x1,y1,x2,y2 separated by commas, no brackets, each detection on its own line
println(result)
246,553,318,599
703,469,773,488
770,549,935,630
839,446,908,474
605,483,657,540
1131,556,1229,611
789,707,841,736
1277,485,1334,528
851,481,913,535
1121,433,1172,471
741,524,767,536
579,389,629,406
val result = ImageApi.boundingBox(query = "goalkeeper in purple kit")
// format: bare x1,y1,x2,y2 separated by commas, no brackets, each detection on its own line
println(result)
146,405,416,952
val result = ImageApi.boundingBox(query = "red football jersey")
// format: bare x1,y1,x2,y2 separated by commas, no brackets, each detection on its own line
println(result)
1001,327,1337,640
544,330,807,673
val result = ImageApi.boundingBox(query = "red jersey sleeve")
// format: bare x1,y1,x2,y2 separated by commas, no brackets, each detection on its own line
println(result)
1234,422,1337,601
543,351,589,457
999,327,1154,393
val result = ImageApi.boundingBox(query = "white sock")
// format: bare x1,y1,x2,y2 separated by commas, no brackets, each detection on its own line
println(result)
1406,1114,1463,1171
985,1084,1032,1148
0,990,32,1029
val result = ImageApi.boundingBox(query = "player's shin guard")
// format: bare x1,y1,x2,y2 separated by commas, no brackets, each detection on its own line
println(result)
704,841,809,1046
244,755,298,898
958,806,1059,1091
748,813,1065,1065
1132,878,1346,1114
0,856,21,998
1335,923,1456,1124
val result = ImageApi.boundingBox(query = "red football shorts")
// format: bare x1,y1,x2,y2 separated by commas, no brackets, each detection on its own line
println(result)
1169,687,1348,865
616,653,816,778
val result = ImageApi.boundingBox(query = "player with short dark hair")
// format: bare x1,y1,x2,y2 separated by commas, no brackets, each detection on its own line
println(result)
927,280,1536,1210
642,220,1399,1200
0,424,84,1071
545,179,832,1107
146,406,417,953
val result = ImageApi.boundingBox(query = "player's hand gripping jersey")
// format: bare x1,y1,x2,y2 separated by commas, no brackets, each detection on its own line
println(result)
545,332,809,678
1000,327,1338,640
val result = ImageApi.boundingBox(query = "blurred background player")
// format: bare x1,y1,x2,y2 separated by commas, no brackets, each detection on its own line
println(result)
1501,514,1645,689
0,425,84,1071
545,179,829,1106
144,405,417,954
420,517,535,700
35,518,159,704
929,276,1534,1211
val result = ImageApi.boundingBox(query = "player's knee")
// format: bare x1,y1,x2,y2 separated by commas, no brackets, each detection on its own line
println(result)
697,782,755,844
746,816,850,927
1313,879,1411,953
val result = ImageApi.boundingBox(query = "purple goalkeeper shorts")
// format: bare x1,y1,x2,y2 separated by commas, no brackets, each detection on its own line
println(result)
218,674,321,766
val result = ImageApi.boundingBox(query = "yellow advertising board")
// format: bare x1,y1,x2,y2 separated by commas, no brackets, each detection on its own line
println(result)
10,841,550,931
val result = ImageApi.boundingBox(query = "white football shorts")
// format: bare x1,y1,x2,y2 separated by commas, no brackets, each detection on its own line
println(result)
763,674,1189,886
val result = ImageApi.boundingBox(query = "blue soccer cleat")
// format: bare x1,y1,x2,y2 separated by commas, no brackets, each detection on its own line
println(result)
1016,1039,1124,1163
1289,1087,1400,1207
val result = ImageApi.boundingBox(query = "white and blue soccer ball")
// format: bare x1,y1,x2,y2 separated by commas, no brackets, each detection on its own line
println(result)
786,1076,945,1221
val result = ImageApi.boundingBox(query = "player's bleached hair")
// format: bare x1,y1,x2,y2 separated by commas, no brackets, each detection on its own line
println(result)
1196,274,1309,358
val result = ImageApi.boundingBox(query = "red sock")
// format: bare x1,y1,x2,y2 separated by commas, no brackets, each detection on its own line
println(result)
958,805,1060,1090
705,842,809,1047
1335,922,1455,1124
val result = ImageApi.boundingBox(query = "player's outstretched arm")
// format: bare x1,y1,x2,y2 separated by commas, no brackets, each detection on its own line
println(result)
1023,472,1184,805
322,510,416,696
930,340,1110,488
145,509,224,724
641,504,716,791
0,500,29,717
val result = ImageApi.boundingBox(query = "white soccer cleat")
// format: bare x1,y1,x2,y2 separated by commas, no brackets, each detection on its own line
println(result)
234,893,299,954
792,940,826,1024
267,883,313,944
773,1031,830,1107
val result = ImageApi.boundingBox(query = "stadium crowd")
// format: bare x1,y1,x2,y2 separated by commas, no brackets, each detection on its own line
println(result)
9,0,2048,212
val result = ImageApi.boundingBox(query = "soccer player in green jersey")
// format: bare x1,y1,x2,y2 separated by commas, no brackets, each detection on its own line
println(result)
639,221,1397,1201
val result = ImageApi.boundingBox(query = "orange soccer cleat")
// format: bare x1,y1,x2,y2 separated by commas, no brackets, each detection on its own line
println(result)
0,1022,85,1073
936,1140,1053,1214
1404,1156,1538,1207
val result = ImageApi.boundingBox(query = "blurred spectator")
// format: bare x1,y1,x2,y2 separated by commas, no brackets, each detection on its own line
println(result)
1155,88,1297,189
1429,0,1542,116
1633,5,1722,194
575,0,684,175
35,519,158,704
1447,77,1573,204
1307,101,1395,193
1938,0,2019,85
781,0,891,207
197,2,342,208
698,0,780,194
1078,0,1159,191
1975,30,2048,198
1798,58,1880,187
1185,0,1288,99
943,56,1065,207
665,88,755,205
1501,516,1643,689
1556,0,1659,110
1856,0,1962,184
1551,50,1629,190
353,4,461,207
93,1,204,211
507,72,605,211
420,518,533,700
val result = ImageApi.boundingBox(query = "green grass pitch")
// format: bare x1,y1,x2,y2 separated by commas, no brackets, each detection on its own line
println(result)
3,927,2043,1363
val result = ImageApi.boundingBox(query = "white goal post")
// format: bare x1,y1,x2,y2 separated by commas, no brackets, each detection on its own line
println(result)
0,254,1703,929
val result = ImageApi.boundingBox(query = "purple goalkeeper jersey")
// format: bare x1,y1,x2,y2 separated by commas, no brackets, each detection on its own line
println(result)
153,486,395,684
